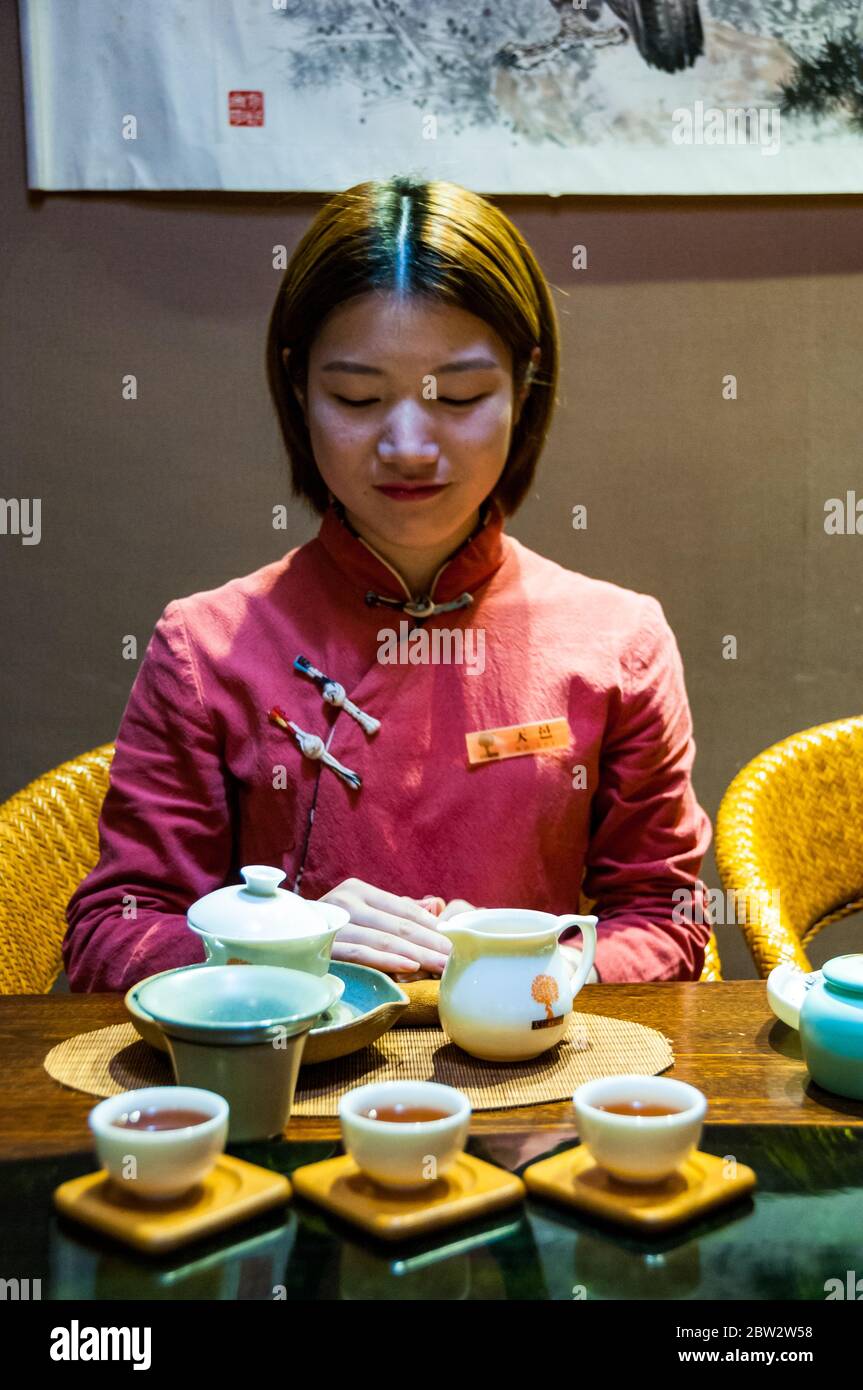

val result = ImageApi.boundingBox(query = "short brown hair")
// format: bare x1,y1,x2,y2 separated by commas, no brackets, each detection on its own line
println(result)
265,176,559,516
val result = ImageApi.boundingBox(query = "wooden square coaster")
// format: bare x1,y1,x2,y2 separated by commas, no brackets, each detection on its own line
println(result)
53,1155,292,1254
523,1146,756,1232
291,1152,524,1241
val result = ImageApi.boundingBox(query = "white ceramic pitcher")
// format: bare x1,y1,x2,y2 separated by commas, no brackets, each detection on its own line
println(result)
438,909,598,1061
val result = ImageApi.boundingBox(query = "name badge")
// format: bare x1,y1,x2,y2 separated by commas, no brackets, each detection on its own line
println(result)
465,717,572,765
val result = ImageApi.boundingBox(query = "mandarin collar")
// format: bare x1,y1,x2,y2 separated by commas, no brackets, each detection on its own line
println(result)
314,497,507,607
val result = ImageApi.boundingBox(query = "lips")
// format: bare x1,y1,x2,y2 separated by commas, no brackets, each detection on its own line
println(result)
374,484,448,502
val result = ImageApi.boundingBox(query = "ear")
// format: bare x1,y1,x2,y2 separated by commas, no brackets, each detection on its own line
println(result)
514,345,541,424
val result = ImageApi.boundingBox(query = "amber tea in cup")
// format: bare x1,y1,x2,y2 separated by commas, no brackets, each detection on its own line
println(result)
594,1099,685,1117
360,1103,455,1123
111,1106,216,1132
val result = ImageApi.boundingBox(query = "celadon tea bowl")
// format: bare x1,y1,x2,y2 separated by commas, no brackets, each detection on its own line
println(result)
187,865,349,974
136,965,338,1139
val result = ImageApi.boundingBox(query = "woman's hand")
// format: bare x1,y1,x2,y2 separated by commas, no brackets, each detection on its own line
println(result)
390,897,477,980
321,878,453,976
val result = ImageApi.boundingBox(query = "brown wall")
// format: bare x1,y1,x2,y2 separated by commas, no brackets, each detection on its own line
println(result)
2,3,861,980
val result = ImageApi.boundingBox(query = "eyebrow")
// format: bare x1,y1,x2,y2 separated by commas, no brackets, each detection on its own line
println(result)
320,355,502,375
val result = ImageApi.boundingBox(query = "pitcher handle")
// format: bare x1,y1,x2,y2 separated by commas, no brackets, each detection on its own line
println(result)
557,914,598,993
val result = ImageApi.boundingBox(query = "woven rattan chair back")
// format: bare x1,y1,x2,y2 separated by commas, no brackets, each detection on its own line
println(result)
715,716,863,977
0,744,115,993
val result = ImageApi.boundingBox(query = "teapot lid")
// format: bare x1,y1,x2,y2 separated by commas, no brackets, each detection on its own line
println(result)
822,954,863,994
187,865,330,940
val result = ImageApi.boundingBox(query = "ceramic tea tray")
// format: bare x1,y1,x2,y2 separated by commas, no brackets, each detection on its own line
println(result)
126,962,409,1064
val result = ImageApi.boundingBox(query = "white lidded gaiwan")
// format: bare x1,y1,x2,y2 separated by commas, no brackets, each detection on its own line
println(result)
187,865,350,977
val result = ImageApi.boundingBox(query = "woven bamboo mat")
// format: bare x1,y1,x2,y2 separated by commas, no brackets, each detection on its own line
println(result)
43,1013,673,1116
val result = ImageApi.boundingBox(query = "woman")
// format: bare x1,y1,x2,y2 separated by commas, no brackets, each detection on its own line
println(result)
64,175,712,993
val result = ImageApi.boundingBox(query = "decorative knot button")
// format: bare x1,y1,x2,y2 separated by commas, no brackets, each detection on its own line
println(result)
267,707,362,792
293,655,380,736
294,730,325,759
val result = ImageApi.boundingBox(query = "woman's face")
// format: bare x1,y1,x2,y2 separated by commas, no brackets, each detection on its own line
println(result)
288,291,531,556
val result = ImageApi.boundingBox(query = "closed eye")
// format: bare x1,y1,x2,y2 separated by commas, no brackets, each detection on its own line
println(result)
333,394,489,408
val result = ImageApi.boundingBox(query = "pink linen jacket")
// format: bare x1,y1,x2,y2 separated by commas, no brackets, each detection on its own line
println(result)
63,500,713,992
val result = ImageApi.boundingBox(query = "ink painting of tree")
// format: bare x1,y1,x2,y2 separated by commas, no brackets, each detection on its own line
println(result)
274,0,863,146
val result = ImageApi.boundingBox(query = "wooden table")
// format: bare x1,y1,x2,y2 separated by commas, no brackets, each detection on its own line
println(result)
4,982,862,1160
5,982,863,1305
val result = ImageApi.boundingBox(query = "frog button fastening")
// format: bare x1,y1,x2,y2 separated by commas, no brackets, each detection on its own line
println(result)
293,655,380,736
268,706,362,791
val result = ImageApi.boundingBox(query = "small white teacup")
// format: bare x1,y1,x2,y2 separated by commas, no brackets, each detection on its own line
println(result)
88,1086,229,1201
339,1081,471,1190
572,1074,707,1184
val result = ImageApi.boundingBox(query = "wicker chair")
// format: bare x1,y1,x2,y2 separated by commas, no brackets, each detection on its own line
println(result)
0,740,721,992
715,715,863,978
0,743,115,993
700,931,722,982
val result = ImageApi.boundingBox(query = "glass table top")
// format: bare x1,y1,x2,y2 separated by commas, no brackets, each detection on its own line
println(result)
4,1125,862,1301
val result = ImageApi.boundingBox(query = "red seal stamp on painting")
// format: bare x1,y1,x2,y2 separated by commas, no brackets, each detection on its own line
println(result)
229,91,264,127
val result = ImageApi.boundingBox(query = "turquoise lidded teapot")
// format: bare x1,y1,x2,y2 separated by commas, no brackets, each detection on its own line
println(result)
799,954,863,1101
769,953,863,1101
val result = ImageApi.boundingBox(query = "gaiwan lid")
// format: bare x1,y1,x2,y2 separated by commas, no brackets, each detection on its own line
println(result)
187,865,333,941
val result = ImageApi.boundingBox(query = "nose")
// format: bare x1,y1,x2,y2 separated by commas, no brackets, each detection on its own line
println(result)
375,398,440,469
